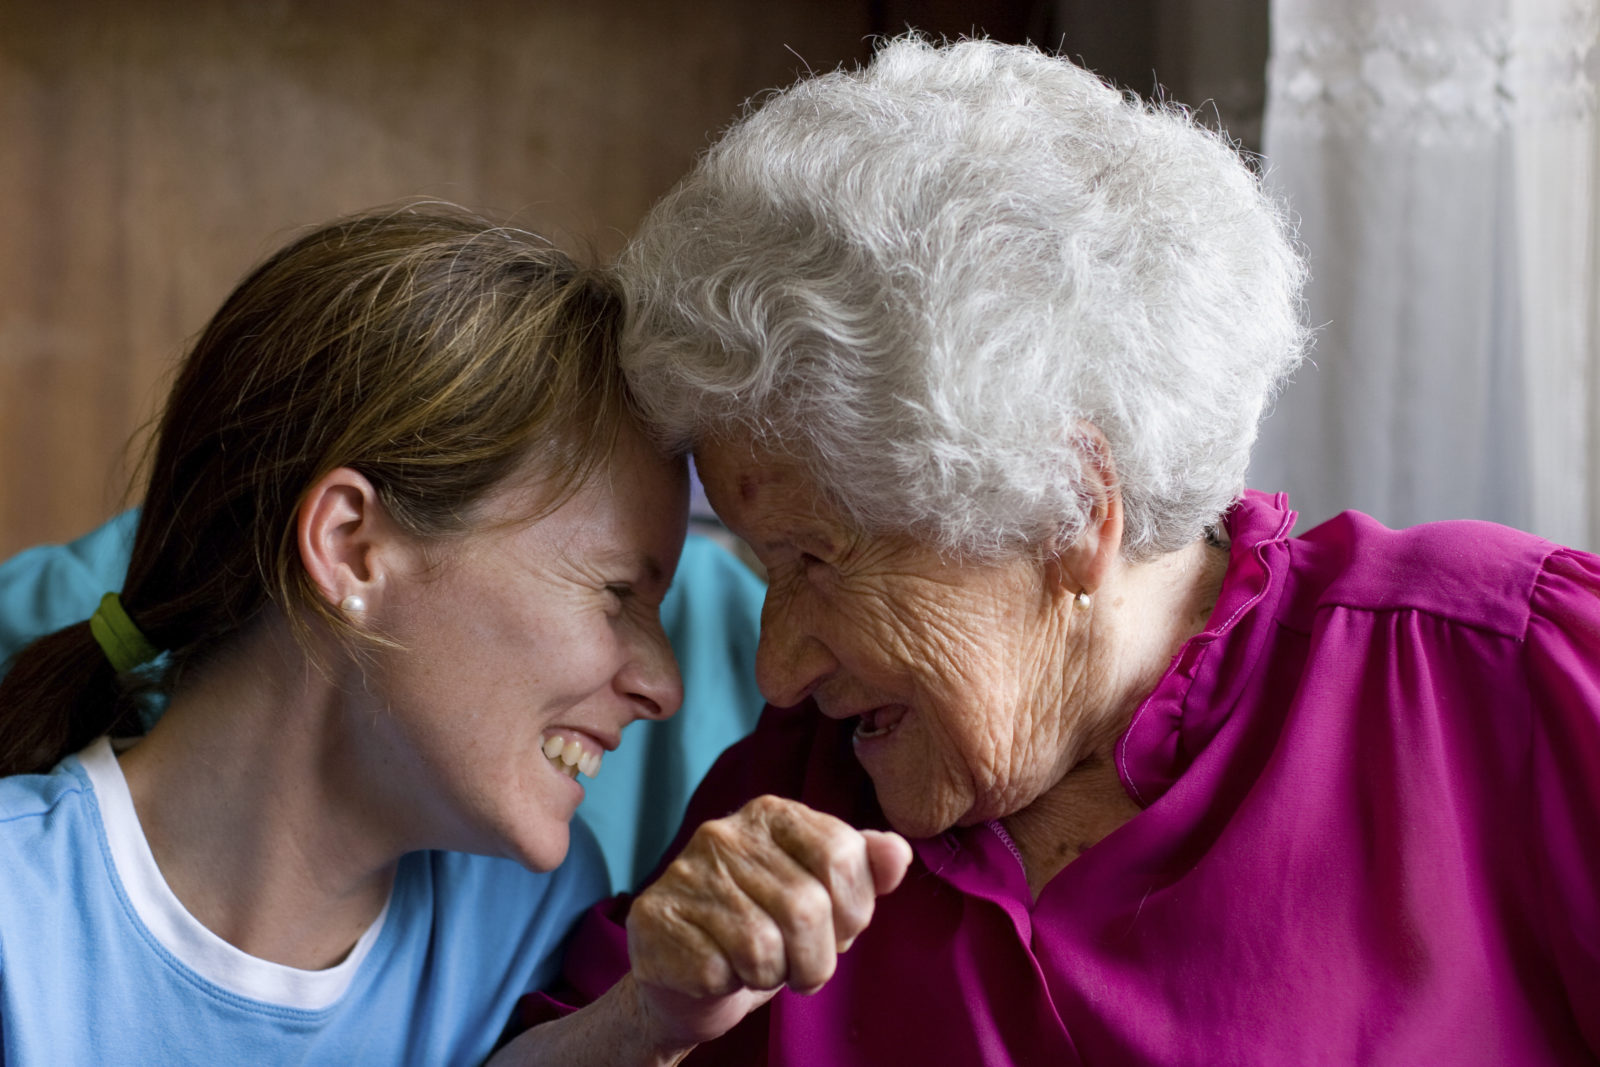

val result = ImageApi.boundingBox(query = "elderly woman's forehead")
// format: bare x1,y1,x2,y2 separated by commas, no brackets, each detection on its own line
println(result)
694,440,829,518
697,438,791,487
715,463,778,506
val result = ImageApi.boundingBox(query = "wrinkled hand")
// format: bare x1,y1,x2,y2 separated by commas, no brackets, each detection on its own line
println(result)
625,795,913,1052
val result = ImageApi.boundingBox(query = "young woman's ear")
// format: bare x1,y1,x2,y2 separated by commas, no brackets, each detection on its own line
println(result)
296,467,399,615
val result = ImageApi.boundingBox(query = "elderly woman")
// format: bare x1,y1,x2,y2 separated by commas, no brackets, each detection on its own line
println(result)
502,37,1600,1065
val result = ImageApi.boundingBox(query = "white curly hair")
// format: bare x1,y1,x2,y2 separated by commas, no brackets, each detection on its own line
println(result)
619,35,1308,560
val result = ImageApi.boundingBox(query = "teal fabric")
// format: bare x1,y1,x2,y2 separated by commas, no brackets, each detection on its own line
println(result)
0,510,140,659
0,514,765,892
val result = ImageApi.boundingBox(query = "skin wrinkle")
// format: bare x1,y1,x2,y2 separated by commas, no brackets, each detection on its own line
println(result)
620,789,907,1050
702,437,1124,848
699,430,1230,897
1005,538,1230,893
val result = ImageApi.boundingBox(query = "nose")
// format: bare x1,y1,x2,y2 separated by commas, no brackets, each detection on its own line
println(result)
617,625,683,721
754,593,837,708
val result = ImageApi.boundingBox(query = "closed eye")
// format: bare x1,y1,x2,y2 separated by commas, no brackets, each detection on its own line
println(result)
797,552,837,586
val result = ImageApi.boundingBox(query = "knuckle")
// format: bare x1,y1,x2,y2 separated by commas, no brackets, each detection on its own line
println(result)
793,952,838,993
835,894,874,940
687,953,734,998
696,816,742,852
627,893,664,930
656,855,703,892
729,924,787,989
816,816,856,848
749,919,786,963
747,794,789,820
787,883,833,937
820,831,866,883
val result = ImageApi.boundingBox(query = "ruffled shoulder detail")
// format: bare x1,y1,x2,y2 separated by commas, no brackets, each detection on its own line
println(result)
1116,491,1297,805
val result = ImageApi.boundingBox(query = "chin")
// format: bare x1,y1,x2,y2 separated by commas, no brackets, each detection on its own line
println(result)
503,820,571,873
875,788,963,840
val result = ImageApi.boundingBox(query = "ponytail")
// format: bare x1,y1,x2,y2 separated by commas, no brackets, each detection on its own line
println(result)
0,623,141,775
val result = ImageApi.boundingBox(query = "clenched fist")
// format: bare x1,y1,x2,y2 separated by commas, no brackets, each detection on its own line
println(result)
626,795,912,1049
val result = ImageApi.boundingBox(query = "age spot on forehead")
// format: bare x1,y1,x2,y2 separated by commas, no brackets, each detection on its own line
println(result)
738,471,778,503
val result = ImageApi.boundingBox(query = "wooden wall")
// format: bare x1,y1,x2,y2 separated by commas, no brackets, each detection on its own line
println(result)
0,0,887,557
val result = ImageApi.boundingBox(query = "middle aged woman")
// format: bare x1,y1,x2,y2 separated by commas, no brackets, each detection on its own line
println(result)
505,36,1600,1066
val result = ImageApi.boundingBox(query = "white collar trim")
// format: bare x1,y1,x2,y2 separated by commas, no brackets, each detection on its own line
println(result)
77,736,392,1011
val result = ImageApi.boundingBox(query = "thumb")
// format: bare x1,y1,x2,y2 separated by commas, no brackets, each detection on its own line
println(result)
861,829,913,895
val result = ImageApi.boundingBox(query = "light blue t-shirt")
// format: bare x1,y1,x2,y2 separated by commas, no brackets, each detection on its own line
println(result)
0,739,608,1066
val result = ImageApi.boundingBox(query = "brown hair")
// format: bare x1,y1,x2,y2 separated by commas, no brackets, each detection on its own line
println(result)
0,204,632,775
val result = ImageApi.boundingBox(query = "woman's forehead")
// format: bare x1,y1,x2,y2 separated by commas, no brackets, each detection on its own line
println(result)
693,439,833,531
695,437,783,493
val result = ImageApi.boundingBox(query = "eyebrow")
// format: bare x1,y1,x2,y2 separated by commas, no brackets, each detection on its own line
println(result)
755,530,838,558
588,545,667,586
621,549,670,587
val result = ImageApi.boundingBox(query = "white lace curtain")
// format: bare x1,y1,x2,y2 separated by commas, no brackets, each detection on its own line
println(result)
1251,0,1600,550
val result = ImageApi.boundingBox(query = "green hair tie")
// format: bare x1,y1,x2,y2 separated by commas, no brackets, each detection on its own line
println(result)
89,592,160,674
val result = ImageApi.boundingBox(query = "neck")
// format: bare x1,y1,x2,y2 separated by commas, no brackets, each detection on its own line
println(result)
117,615,402,970
1004,536,1230,897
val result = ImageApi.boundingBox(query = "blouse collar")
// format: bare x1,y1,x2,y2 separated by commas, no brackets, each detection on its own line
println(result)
1115,490,1298,806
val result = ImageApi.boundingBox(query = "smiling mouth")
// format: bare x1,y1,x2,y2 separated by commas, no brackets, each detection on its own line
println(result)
541,731,603,780
854,705,908,741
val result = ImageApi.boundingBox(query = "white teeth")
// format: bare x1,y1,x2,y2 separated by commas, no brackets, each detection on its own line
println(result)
543,751,579,780
542,733,604,781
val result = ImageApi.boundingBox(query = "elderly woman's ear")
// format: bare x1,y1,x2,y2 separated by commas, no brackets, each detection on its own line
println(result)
1044,429,1125,606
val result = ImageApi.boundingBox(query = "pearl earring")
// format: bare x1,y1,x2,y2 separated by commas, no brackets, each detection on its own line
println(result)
1073,590,1092,611
339,594,367,615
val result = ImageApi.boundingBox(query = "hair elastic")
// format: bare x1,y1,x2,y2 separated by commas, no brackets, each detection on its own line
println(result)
89,592,160,673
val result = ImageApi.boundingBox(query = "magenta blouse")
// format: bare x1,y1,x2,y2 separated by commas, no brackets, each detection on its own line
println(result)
523,491,1600,1064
